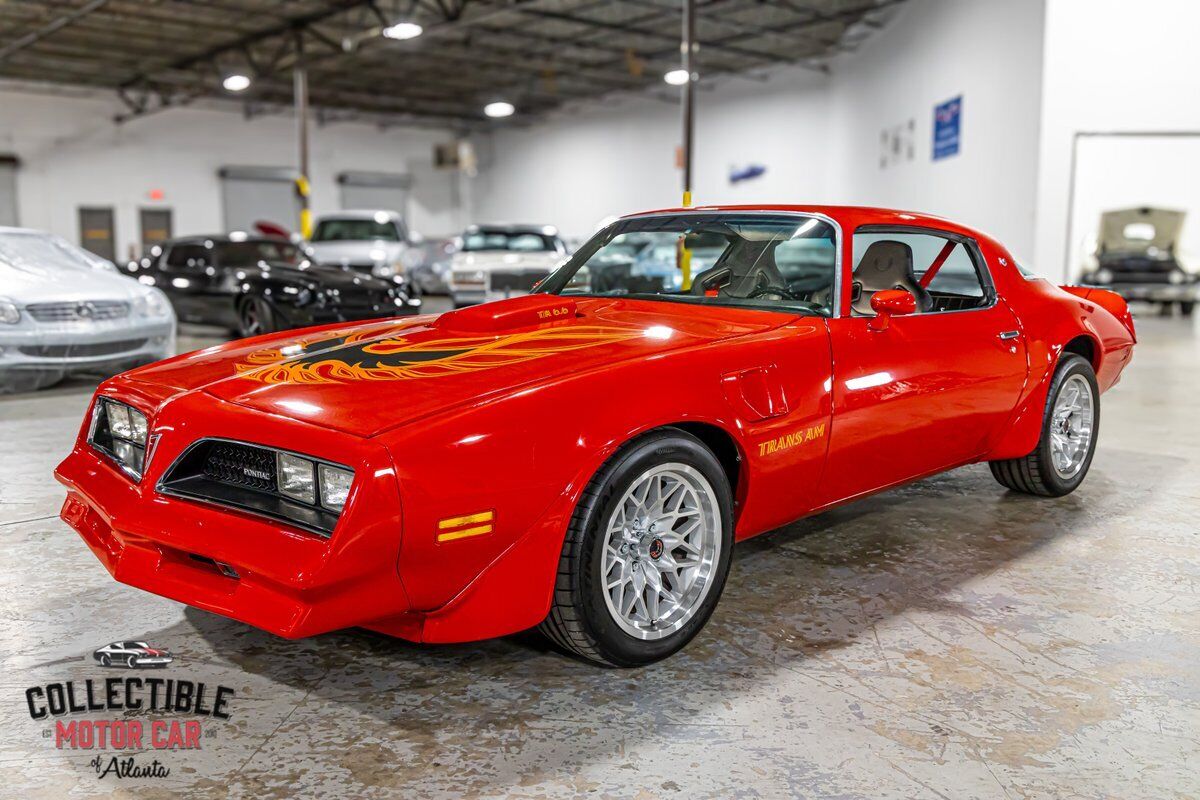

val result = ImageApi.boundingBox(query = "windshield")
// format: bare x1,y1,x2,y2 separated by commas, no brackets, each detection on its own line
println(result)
462,231,561,252
312,218,401,243
539,213,838,316
0,232,106,272
216,241,301,265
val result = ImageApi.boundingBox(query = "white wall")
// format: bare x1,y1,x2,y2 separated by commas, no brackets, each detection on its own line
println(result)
0,88,462,259
1034,0,1200,280
825,0,1046,259
470,67,832,240
471,0,1047,256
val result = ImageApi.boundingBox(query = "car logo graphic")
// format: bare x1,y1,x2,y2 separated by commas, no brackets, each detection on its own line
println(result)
75,302,96,319
93,641,174,669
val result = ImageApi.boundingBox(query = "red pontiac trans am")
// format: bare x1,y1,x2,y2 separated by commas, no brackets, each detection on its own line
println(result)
55,206,1136,667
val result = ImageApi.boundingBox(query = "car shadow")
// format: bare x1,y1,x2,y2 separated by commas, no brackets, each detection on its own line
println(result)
102,453,1175,793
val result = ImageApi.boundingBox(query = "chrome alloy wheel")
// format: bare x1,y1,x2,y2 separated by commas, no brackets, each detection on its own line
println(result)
601,463,722,640
1050,373,1095,479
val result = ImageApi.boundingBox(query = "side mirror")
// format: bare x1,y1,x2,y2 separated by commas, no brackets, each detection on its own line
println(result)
868,289,917,331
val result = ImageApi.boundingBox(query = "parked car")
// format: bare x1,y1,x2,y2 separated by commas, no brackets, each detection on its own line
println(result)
93,641,173,668
307,210,423,286
448,224,567,307
1079,206,1197,316
56,205,1135,668
127,234,420,337
0,227,175,393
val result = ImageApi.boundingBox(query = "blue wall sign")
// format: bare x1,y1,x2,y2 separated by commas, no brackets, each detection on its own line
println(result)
933,96,962,161
729,164,767,184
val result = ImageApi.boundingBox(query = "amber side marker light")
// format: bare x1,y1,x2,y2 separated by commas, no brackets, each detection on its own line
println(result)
437,510,494,542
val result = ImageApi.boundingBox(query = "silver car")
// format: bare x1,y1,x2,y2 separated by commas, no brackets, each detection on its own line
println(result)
307,210,422,287
0,227,176,393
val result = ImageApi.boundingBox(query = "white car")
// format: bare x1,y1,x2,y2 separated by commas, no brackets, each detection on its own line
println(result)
0,227,176,393
448,224,568,307
307,210,422,287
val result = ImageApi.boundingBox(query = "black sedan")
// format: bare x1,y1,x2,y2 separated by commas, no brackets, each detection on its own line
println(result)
126,235,421,336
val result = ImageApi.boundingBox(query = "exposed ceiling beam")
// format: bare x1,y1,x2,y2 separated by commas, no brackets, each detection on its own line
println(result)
0,0,112,65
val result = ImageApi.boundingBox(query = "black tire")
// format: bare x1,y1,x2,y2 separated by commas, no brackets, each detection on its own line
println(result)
237,296,277,338
99,654,111,668
1180,301,1195,317
126,655,137,669
540,428,734,667
989,353,1099,497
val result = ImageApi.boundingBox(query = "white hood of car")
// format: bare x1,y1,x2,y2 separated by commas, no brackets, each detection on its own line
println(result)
452,251,564,271
0,260,149,305
309,240,407,265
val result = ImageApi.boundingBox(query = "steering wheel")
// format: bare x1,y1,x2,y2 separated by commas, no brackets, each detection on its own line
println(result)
745,285,808,301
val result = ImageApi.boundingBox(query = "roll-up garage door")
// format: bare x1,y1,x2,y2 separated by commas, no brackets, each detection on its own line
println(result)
219,166,300,236
338,171,412,219
0,156,18,227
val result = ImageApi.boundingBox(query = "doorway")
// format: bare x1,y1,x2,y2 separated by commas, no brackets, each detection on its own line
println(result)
78,207,116,261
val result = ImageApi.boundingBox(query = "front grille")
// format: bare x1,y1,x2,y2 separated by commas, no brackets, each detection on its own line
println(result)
158,438,348,537
201,442,277,492
19,339,146,358
490,270,548,292
27,300,130,322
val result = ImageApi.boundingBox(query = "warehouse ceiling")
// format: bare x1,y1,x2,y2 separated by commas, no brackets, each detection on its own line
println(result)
0,0,903,128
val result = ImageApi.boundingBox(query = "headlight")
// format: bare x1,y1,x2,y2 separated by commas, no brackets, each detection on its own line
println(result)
276,452,316,504
88,398,150,480
1169,270,1186,285
318,464,354,510
0,299,19,324
135,289,171,318
1094,268,1113,284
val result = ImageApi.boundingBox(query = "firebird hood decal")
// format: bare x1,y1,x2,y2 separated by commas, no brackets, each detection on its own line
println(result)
234,322,644,384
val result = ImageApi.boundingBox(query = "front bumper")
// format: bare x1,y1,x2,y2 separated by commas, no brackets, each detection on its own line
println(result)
131,656,172,666
280,297,421,327
54,390,411,639
0,317,175,372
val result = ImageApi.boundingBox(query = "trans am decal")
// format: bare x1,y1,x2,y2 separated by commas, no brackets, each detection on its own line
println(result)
235,322,643,384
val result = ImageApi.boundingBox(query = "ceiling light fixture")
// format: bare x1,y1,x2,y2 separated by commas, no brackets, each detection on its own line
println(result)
664,69,691,86
223,74,251,92
484,101,515,118
382,21,423,40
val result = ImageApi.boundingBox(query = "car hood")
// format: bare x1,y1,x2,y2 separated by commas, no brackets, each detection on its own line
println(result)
0,260,147,304
1099,207,1185,254
452,251,564,271
309,240,406,265
253,262,396,293
128,295,795,437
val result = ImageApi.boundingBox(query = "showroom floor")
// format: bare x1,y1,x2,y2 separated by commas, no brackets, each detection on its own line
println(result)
2,311,1197,799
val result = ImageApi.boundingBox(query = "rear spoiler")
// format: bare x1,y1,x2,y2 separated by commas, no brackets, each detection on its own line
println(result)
1060,285,1137,342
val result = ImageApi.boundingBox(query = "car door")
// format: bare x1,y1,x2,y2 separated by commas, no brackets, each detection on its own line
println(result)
818,227,1027,504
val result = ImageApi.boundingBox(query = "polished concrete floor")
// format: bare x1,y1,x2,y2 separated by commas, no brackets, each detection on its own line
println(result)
1,310,1198,799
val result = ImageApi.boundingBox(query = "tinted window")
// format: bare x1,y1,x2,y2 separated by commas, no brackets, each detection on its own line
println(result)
462,231,561,252
312,219,401,242
165,244,209,268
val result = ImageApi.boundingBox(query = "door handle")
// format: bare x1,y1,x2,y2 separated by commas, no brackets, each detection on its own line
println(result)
998,330,1020,340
